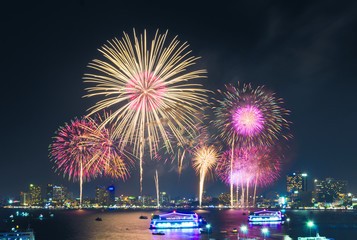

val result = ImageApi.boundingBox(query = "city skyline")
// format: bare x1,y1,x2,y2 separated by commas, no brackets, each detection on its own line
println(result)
1,170,352,202
1,1,357,199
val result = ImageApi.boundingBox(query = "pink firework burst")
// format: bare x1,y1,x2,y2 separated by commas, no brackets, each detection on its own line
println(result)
49,117,105,181
215,146,282,186
126,72,167,111
233,105,264,136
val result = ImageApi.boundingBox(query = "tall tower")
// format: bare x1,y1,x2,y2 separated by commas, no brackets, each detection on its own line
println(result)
286,171,308,195
107,185,115,205
29,184,42,206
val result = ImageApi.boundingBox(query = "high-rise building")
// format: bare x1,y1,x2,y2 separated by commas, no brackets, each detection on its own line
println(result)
20,192,30,206
313,178,348,203
107,185,115,205
53,185,66,202
46,184,54,201
286,172,308,195
29,184,41,206
95,186,109,206
159,192,170,205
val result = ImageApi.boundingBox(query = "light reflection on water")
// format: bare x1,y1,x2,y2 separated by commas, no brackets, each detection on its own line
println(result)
1,208,357,239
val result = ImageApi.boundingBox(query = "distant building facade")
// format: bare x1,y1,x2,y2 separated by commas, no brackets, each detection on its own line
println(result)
95,185,116,206
20,192,30,206
287,172,308,195
29,184,41,206
286,172,309,207
313,178,348,204
160,192,170,205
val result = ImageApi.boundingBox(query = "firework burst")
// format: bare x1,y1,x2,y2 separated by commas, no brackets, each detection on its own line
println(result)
192,145,219,208
49,117,106,206
165,123,208,177
94,112,134,181
216,145,282,206
83,29,207,194
212,82,291,206
213,82,291,147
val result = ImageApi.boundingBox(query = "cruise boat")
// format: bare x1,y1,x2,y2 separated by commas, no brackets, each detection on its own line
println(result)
0,230,35,240
150,211,201,229
298,233,334,240
248,210,283,223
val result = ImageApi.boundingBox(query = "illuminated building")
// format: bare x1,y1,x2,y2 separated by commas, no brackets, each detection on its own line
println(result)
286,172,309,207
53,185,66,202
313,178,348,203
29,184,41,206
160,192,170,206
286,172,308,195
95,186,109,206
20,192,30,206
218,193,231,206
46,184,54,201
45,184,67,205
107,185,115,205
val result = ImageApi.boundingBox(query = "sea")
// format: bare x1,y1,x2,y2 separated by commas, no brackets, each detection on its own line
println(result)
1,208,357,240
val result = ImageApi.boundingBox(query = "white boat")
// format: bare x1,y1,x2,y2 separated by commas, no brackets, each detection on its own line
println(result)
0,230,35,240
298,233,334,240
248,209,283,223
150,211,201,229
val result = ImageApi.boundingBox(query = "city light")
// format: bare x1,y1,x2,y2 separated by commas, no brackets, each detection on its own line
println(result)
307,220,315,236
261,227,269,239
307,221,314,227
240,225,248,233
302,173,307,177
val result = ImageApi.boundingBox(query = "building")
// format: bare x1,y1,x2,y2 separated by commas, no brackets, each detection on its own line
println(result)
286,172,308,195
159,192,170,206
20,192,30,206
107,185,115,205
53,185,66,202
313,178,348,204
29,184,41,206
95,186,110,206
46,184,54,202
286,172,309,207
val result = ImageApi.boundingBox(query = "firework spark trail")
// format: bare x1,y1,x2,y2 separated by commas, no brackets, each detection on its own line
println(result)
216,146,282,206
154,170,159,208
93,112,134,181
165,123,208,177
49,117,107,207
213,82,291,206
84,29,208,195
192,145,219,208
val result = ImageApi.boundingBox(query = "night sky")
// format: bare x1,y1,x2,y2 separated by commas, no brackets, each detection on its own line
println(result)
1,0,357,200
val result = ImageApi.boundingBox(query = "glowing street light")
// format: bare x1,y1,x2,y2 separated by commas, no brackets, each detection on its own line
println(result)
286,217,291,228
261,227,269,240
240,225,248,239
307,221,314,236
206,224,211,238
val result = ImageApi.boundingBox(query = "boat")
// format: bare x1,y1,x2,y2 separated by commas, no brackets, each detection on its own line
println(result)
0,230,35,240
150,211,201,229
152,232,165,235
139,215,148,219
95,217,102,221
298,233,334,240
248,209,283,223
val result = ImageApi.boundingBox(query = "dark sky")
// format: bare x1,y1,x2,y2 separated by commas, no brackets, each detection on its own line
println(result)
1,0,357,200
